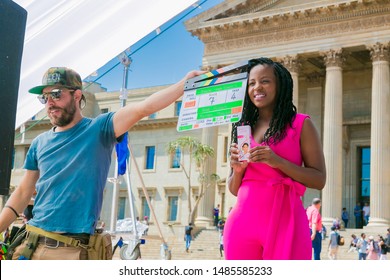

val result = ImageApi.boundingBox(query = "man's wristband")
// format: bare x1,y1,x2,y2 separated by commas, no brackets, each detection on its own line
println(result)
5,205,19,218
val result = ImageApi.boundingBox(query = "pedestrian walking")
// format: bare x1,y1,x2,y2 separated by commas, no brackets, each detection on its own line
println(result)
184,223,193,253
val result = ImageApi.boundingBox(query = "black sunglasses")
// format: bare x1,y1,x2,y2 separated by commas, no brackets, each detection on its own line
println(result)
37,88,76,104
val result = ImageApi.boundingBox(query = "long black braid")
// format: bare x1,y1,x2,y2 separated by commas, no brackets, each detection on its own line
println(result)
231,57,297,145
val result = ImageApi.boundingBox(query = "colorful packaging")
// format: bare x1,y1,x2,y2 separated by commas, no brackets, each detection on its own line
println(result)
237,125,251,161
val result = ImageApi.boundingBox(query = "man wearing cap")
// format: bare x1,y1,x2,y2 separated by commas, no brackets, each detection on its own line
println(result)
306,198,323,260
0,66,204,260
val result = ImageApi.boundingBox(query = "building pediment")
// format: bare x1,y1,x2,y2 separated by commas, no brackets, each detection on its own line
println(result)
185,0,390,69
186,0,390,37
188,0,285,24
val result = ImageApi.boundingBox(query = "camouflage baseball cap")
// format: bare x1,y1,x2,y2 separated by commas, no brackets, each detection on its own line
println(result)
28,67,82,94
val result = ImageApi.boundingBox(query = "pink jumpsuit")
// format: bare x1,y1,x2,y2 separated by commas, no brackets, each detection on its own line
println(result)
224,113,312,260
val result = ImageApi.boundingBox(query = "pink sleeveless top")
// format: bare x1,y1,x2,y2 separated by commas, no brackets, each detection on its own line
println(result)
242,113,309,185
237,113,310,259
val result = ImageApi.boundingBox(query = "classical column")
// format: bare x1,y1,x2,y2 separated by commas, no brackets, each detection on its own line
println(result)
195,126,218,227
280,55,300,110
366,42,390,228
303,80,323,207
321,49,344,227
305,72,324,139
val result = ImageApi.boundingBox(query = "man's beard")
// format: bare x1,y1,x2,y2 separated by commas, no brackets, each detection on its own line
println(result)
48,100,77,127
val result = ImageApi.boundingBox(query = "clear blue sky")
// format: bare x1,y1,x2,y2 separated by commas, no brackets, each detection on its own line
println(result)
86,0,225,92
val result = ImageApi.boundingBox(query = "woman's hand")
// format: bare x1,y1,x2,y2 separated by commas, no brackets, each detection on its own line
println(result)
248,145,282,168
229,143,248,174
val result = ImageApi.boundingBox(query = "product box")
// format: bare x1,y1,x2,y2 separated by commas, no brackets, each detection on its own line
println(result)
237,125,251,161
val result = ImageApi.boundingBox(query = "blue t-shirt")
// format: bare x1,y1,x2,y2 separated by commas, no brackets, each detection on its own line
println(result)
24,113,119,234
354,205,362,217
329,231,339,248
342,210,349,220
357,238,368,253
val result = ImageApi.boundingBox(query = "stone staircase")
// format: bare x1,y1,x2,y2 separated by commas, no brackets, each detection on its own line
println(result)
112,227,389,260
112,227,223,260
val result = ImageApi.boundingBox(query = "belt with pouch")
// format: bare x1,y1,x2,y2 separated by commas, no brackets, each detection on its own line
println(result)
26,224,90,249
38,233,90,248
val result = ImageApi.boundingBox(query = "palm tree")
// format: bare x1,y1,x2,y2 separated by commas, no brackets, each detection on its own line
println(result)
166,136,219,224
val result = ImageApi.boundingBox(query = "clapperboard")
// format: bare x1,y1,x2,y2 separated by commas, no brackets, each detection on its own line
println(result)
177,60,248,132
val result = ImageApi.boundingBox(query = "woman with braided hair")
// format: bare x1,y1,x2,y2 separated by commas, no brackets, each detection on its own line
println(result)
223,57,326,260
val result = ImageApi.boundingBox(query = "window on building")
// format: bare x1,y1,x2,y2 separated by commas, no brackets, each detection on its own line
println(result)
168,196,178,221
174,101,182,117
164,187,182,222
138,188,156,222
118,197,126,220
141,197,150,219
101,108,109,114
145,146,155,170
170,147,181,168
360,147,371,198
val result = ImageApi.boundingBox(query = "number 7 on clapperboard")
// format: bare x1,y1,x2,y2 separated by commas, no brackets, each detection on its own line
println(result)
177,61,249,132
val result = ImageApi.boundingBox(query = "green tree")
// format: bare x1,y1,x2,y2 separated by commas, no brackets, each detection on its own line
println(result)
166,136,219,224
